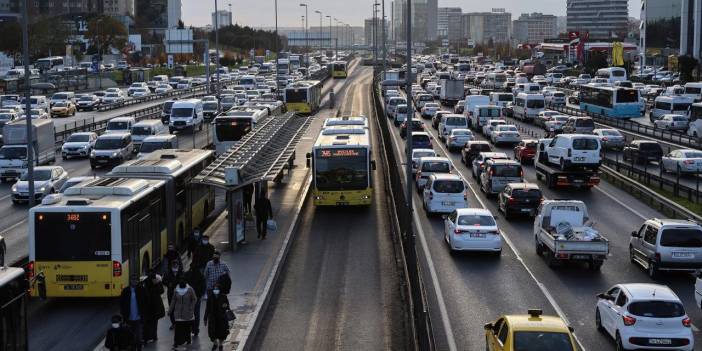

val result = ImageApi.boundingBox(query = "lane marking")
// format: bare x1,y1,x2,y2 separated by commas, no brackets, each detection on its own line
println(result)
593,187,647,220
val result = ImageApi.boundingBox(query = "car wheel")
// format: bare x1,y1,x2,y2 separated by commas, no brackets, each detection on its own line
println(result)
648,261,659,279
559,158,566,171
629,247,636,263
535,239,544,256
595,308,604,332
615,332,626,351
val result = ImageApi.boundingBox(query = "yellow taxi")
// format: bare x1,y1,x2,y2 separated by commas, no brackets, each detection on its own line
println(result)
484,309,577,351
50,100,76,117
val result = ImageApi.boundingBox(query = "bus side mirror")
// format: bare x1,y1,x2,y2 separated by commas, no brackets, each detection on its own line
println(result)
371,160,376,170
306,152,311,168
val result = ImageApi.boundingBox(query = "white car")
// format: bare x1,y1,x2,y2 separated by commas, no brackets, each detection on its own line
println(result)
534,110,561,128
593,128,625,150
20,108,49,119
482,119,507,137
443,208,501,254
11,166,68,204
411,149,437,174
490,125,521,145
445,129,474,151
61,132,97,159
127,82,148,96
420,102,440,118
544,90,566,105
422,173,468,214
654,114,689,131
384,90,400,103
130,87,151,98
102,92,125,104
660,149,702,174
596,283,693,351
59,176,93,193
155,84,173,94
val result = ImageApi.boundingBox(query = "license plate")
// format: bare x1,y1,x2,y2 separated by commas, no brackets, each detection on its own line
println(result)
649,339,672,345
575,157,585,161
336,201,349,206
98,159,108,163
469,233,485,238
521,208,531,212
442,202,455,206
672,252,694,258
571,254,590,260
63,284,84,290
573,179,583,183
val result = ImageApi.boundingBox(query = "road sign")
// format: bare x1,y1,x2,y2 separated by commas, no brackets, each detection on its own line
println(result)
167,55,174,69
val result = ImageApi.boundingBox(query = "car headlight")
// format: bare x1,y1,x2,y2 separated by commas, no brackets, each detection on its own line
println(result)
112,152,119,157
39,187,46,192
90,150,96,157
11,184,17,192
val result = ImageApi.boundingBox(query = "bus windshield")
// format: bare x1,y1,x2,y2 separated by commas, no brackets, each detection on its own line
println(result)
215,118,252,142
314,148,368,191
34,212,111,260
527,99,545,108
286,90,308,103
616,90,638,103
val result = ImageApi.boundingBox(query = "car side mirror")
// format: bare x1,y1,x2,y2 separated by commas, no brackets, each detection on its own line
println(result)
631,231,640,238
597,293,613,301
441,214,448,220
483,323,493,331
568,326,575,333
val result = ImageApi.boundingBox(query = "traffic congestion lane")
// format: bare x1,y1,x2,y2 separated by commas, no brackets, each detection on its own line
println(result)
416,105,702,349
381,105,564,350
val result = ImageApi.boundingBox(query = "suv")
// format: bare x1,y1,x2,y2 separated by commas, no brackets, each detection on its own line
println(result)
498,182,542,219
629,218,702,278
90,133,133,169
461,141,492,165
623,140,663,164
562,117,595,134
479,159,523,196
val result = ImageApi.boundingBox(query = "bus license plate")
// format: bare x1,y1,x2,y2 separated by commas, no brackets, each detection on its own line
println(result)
336,201,349,206
63,284,84,290
442,202,455,206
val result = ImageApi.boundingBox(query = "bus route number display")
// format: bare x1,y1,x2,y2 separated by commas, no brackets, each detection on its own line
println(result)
66,213,80,222
320,149,360,157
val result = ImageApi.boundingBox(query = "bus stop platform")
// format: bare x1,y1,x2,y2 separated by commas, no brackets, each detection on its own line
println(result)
93,107,336,351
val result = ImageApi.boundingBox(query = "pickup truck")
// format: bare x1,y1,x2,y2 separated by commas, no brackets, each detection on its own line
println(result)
534,200,609,270
534,139,600,189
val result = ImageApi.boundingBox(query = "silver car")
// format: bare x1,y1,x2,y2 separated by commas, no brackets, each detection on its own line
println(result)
446,129,474,151
11,166,68,204
593,128,625,150
61,132,98,159
630,218,702,278
661,149,702,174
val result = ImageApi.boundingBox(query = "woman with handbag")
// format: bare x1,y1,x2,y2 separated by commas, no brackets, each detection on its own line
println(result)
204,283,232,351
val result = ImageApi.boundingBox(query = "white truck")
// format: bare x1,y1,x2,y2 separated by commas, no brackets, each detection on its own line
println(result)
0,119,56,182
533,200,609,270
439,79,465,106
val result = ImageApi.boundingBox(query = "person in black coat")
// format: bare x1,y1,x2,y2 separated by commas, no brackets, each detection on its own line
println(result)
142,271,165,343
254,195,273,239
204,283,230,350
184,266,206,336
104,315,135,351
162,243,182,274
191,236,215,272
119,277,147,349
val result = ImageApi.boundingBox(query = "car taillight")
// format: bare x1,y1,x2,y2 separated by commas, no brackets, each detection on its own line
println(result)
489,169,494,176
27,261,35,279
519,169,524,177
622,315,636,326
684,160,694,165
683,317,692,327
508,196,516,204
463,192,468,201
113,261,122,277
449,137,456,141
601,137,608,141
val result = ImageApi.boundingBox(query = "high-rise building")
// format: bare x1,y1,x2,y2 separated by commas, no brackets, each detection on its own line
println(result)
392,0,437,43
566,0,629,40
103,0,135,17
446,11,463,42
0,0,20,20
463,9,512,44
364,18,388,47
167,0,181,28
26,0,101,17
680,0,701,59
640,0,681,53
512,12,558,44
438,7,462,38
211,9,232,30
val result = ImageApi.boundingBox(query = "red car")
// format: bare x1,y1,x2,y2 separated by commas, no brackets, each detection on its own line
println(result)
513,139,538,164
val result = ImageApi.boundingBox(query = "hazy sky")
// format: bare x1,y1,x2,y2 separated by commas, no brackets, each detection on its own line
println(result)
183,0,642,28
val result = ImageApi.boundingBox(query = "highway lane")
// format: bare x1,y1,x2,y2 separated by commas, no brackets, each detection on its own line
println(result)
382,89,702,350
26,64,355,351
254,66,408,350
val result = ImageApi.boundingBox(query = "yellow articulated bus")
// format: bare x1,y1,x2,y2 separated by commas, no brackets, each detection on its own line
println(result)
28,149,214,298
307,126,375,206
284,80,322,114
331,61,348,78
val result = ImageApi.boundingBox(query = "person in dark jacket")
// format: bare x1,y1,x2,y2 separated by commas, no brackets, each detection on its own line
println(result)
162,243,182,274
191,235,215,272
243,183,254,216
104,315,135,351
119,277,147,349
142,271,165,343
184,266,206,336
163,260,184,329
254,195,273,239
168,279,197,349
204,283,231,351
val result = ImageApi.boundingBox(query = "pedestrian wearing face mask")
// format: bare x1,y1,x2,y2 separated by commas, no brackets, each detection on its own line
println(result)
184,265,206,336
119,277,147,350
168,279,197,350
204,283,231,351
104,315,135,351
204,251,231,294
191,235,215,272
163,260,184,329
162,243,182,274
142,271,165,343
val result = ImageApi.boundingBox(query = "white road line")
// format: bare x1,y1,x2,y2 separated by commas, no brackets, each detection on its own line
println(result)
2,218,27,233
421,115,588,351
593,187,647,220
0,193,11,201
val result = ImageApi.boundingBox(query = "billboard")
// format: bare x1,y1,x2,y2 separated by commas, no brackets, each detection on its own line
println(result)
164,29,193,54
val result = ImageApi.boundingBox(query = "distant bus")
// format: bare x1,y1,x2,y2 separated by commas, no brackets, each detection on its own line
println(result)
595,67,627,84
35,56,64,72
284,80,322,114
579,85,642,119
331,61,348,78
213,108,269,154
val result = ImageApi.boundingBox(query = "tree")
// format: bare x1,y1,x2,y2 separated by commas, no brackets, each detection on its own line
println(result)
0,21,21,56
85,16,128,56
677,55,699,82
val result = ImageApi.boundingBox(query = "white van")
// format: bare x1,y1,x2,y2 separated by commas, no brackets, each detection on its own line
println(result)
422,173,469,214
595,67,627,84
169,99,204,133
513,93,545,121
137,135,179,158
49,91,76,107
686,102,702,138
545,134,601,170
131,119,166,150
438,114,468,140
683,82,702,102
105,116,136,134
489,92,513,107
470,105,502,131
21,95,49,112
650,95,694,122
463,95,490,118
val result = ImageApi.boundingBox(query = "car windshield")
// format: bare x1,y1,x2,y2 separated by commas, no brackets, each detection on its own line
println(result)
660,228,702,247
600,130,621,136
513,332,574,351
413,151,435,159
497,126,518,132
94,138,123,149
433,180,464,193
107,121,129,130
0,113,13,120
682,151,702,158
131,126,152,135
79,96,94,101
139,142,170,153
21,169,51,181
171,108,193,118
446,117,465,125
203,103,218,110
0,147,26,159
576,119,595,127
53,102,67,107
512,188,542,198
52,94,68,100
452,130,472,136
422,161,450,173
106,93,119,98
67,134,90,142
492,164,521,177
413,135,430,144
457,214,495,226
553,116,570,122
628,301,685,318
527,99,545,108
572,138,599,150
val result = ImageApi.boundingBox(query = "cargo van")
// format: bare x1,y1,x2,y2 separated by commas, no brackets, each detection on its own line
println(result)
489,92,513,107
131,119,166,151
470,105,501,131
513,93,545,121
650,95,694,122
169,99,204,133
463,95,490,118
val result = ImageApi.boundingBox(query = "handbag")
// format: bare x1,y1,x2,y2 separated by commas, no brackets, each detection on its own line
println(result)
225,308,236,322
266,219,277,232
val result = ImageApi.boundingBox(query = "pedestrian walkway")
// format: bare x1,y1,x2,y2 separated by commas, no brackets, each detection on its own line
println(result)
94,106,337,351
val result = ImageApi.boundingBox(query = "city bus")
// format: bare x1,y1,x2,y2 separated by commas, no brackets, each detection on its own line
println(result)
284,80,322,114
307,126,375,206
331,61,348,78
0,267,28,350
212,107,270,154
322,116,369,129
35,56,65,72
579,85,642,119
28,150,214,297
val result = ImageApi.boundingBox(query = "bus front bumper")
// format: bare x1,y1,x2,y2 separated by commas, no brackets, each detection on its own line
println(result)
313,189,373,206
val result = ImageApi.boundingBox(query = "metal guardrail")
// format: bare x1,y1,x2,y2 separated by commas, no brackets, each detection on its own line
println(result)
372,72,434,350
95,80,232,112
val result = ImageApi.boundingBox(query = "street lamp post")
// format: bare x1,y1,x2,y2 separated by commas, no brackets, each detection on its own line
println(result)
405,0,413,213
299,3,309,76
274,0,279,97
373,2,379,66
381,0,386,74
326,15,332,55
314,10,323,52
214,0,221,102
21,0,35,207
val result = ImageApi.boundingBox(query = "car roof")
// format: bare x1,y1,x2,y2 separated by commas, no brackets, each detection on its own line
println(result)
111,116,135,122
504,315,571,333
71,132,96,136
430,173,461,180
487,159,519,165
478,152,507,158
455,208,492,216
619,283,680,301
34,165,62,171
412,148,435,154
98,132,130,139
507,182,539,189
411,132,430,136
420,157,449,163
